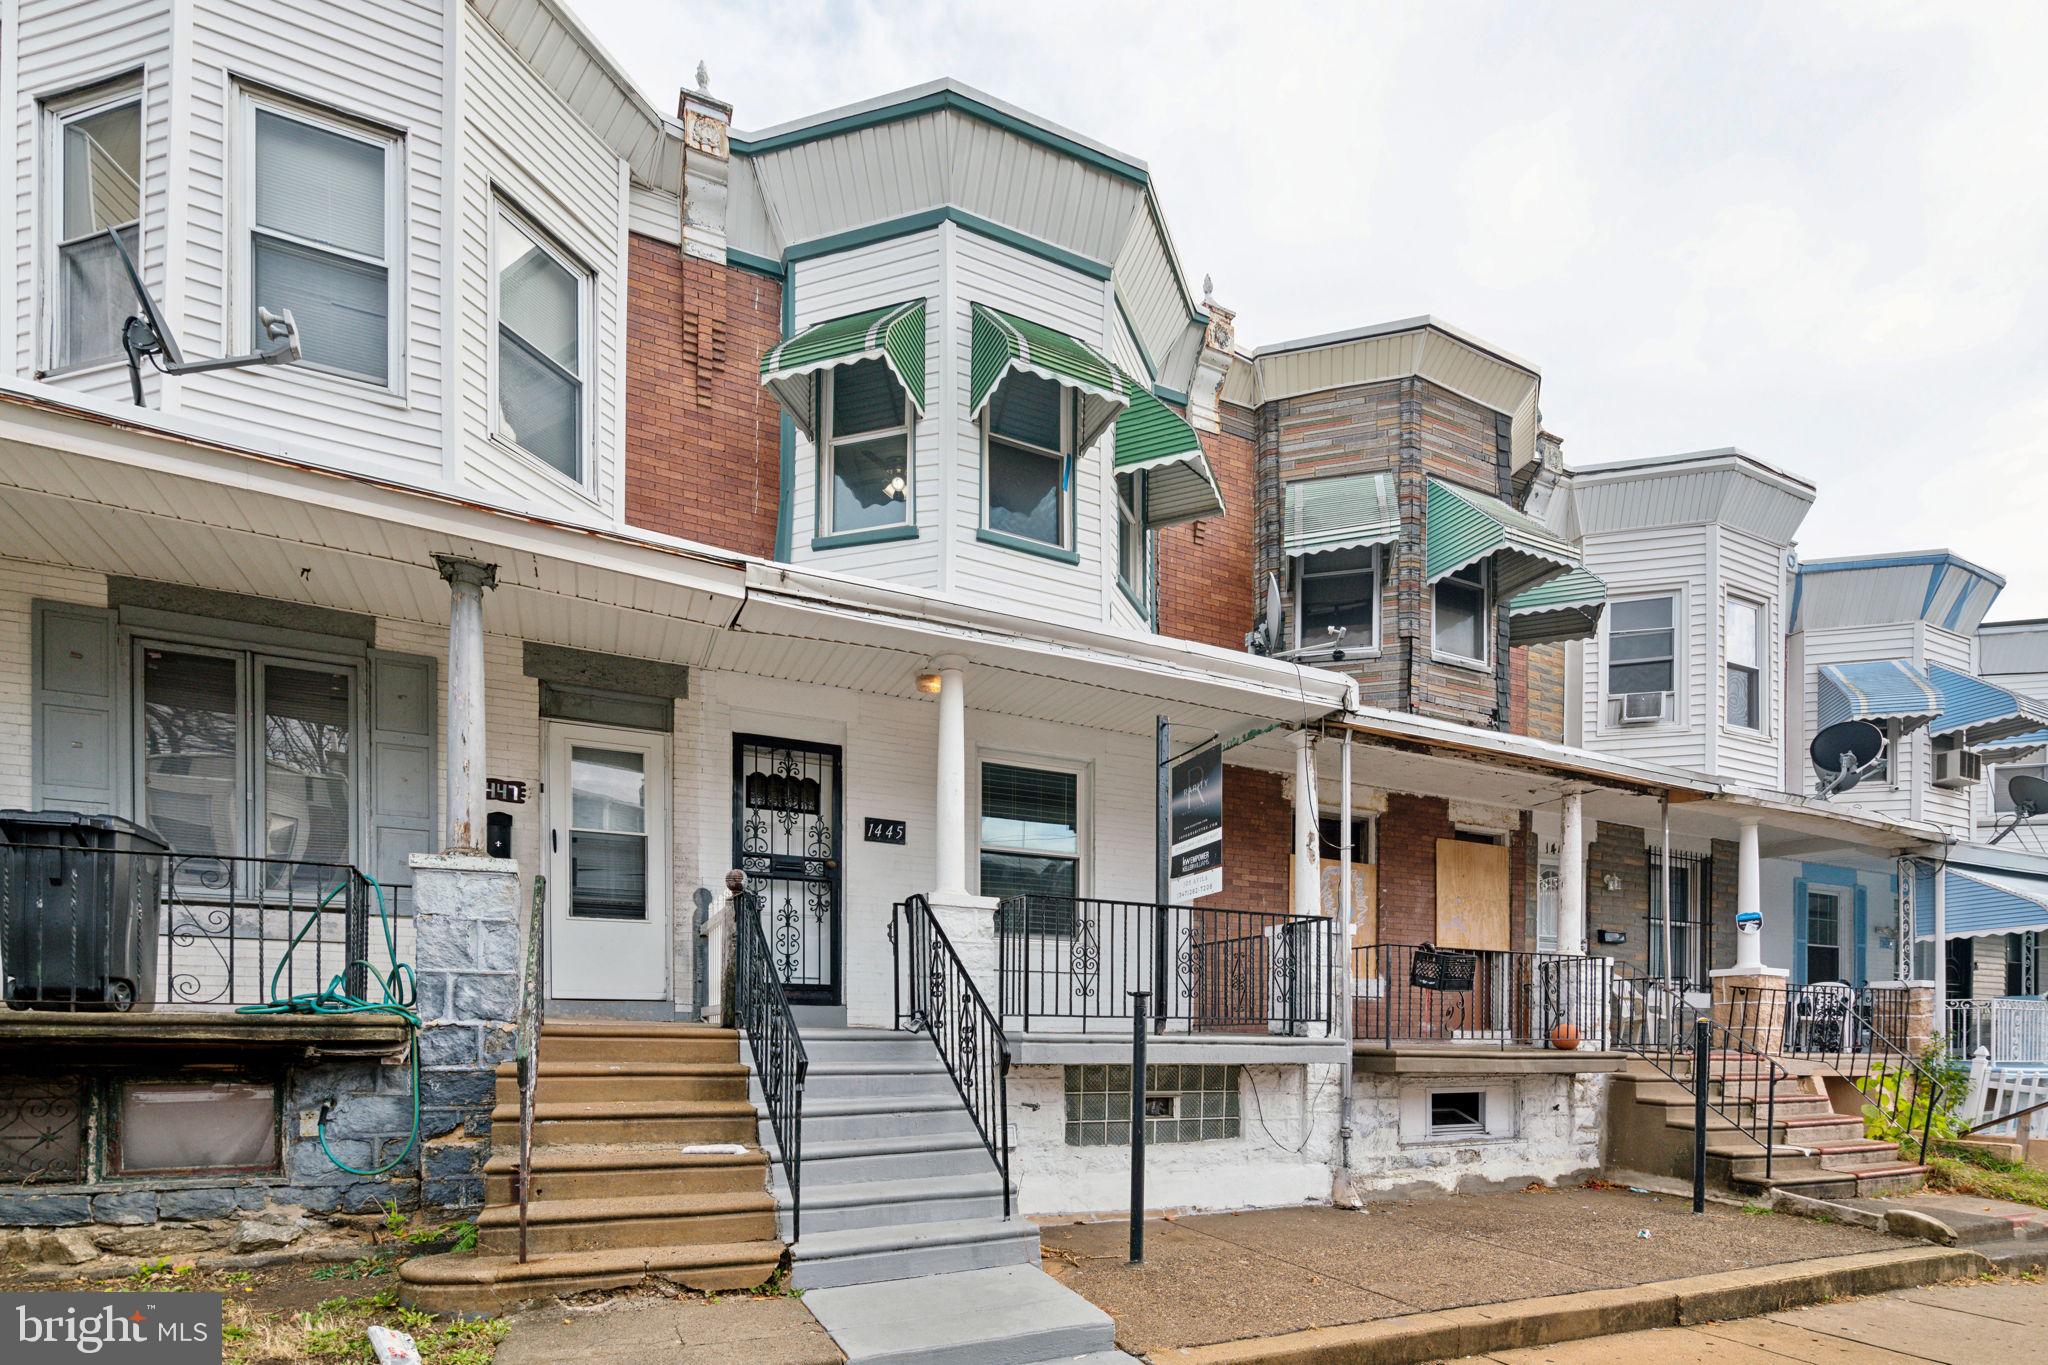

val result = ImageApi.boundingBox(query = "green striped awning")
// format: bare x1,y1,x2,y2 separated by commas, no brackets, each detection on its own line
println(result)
1283,473,1399,558
1424,477,1580,599
760,300,927,441
969,303,1125,452
1506,566,1607,646
1112,367,1224,527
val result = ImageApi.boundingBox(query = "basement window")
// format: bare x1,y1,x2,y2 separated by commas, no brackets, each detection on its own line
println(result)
110,1080,280,1176
1428,1090,1486,1137
1064,1064,1240,1146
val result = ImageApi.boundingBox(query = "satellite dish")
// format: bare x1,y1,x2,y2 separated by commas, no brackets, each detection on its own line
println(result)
105,226,302,407
1810,719,1886,797
1990,773,2048,845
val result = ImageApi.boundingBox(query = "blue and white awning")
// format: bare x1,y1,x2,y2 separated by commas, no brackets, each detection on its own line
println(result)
1928,664,2048,748
1914,863,2048,940
1815,660,1942,733
1977,728,2048,761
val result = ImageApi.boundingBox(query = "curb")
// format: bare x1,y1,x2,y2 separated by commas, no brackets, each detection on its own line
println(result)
1149,1246,1986,1364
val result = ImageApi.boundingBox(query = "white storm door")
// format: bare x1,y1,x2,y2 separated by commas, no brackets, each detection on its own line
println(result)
545,723,669,1001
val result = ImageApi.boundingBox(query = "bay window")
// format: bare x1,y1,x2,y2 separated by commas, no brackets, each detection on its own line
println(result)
1432,563,1489,665
983,371,1071,551
1608,594,1677,715
1294,546,1377,653
1726,595,1763,730
494,203,590,482
821,358,910,534
1115,472,1145,600
49,85,142,370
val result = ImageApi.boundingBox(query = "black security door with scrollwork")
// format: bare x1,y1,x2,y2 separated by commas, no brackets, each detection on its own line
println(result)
733,736,843,1004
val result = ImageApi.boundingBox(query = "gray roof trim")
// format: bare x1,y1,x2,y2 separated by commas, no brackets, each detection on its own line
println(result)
1247,314,1540,379
1568,447,1817,495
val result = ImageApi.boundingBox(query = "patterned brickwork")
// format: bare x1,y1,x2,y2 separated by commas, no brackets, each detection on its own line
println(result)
1156,402,1259,651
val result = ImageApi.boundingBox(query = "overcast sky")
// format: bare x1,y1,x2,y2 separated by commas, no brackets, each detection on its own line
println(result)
578,0,2048,617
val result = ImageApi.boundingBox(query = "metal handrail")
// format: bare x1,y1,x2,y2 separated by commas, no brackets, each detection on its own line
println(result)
1351,942,1614,1050
733,886,809,1242
1608,966,1785,1180
894,895,1012,1217
512,875,546,1264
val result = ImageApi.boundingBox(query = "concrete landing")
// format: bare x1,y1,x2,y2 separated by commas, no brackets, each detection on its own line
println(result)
802,1263,1123,1364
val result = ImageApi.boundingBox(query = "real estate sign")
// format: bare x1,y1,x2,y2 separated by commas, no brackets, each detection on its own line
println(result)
1167,737,1224,902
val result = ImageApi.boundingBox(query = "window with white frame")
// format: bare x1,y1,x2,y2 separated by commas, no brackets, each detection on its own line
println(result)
493,203,590,483
983,371,1071,549
1294,547,1377,653
246,98,397,385
1432,562,1489,665
980,761,1081,933
1725,596,1763,730
1115,471,1145,598
47,84,142,371
1607,594,1677,717
820,358,910,535
1997,762,2048,815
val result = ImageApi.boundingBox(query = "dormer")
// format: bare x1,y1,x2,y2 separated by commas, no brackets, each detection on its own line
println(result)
729,81,1225,633
1563,448,1815,784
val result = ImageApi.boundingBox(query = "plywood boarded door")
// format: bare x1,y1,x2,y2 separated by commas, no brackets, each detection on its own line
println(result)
1435,839,1509,951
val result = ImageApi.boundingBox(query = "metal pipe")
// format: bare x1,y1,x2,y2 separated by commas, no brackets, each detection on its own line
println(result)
1129,990,1149,1263
1337,729,1355,1192
1659,796,1674,986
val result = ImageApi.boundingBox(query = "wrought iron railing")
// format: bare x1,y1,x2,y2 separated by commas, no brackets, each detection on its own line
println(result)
0,843,406,1011
996,895,1337,1035
1721,983,1943,1157
1948,997,2048,1065
512,875,546,1264
733,886,808,1241
1608,965,1784,1179
893,895,1010,1216
1351,943,1613,1049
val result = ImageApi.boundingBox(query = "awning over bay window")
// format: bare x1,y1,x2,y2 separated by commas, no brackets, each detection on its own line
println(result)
1111,369,1225,527
1928,663,2048,748
1976,728,2048,761
1282,472,1399,559
1424,477,1580,599
1506,567,1607,647
1914,863,2048,940
760,299,927,441
969,303,1125,452
1814,660,1941,734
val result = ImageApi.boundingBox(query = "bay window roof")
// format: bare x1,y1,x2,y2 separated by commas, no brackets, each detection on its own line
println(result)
1424,477,1579,599
969,303,1124,451
760,299,927,441
1111,370,1224,527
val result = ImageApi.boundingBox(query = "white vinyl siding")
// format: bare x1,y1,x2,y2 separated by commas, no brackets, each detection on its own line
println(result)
1713,527,1786,785
1579,523,1709,771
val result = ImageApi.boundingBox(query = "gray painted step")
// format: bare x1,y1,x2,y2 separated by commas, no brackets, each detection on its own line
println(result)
802,1264,1112,1364
774,1172,1009,1236
769,1131,999,1185
789,1215,1041,1290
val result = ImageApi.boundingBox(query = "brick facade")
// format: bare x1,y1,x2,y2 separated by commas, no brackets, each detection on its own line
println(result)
1584,821,1738,980
1373,794,1533,951
624,236,783,557
1156,402,1258,652
1509,642,1566,742
1197,765,1291,913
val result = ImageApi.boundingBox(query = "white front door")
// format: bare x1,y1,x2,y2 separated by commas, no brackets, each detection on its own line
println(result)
544,722,669,1001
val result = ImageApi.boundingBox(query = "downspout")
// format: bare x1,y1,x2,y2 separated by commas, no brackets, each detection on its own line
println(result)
1334,724,1357,1204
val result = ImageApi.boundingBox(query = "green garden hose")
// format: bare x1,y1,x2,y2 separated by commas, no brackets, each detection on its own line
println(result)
237,874,422,1178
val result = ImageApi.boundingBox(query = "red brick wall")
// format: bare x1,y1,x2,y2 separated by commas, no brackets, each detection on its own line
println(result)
624,235,783,556
1156,401,1257,651
1373,794,1533,952
1197,765,1291,913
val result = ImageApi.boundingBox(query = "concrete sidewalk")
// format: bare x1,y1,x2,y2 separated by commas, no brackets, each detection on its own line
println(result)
1040,1186,1899,1356
1446,1275,2048,1362
493,1294,841,1364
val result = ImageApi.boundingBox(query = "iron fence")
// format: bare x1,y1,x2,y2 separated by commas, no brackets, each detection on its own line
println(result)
1720,982,1942,1155
1351,943,1613,1049
894,895,1010,1216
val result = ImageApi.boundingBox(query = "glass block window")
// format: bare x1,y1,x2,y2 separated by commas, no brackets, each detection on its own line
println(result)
1063,1064,1240,1146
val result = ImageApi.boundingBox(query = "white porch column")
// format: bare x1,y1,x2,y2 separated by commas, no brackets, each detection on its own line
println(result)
1735,817,1763,971
436,555,496,853
1291,730,1320,919
1932,861,1948,1020
1558,791,1585,957
932,656,969,899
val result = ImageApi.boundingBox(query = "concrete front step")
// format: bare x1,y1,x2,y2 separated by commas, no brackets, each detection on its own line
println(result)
777,1172,1010,1236
780,1131,1000,1186
802,1264,1116,1365
799,1095,982,1144
398,1237,783,1312
780,1060,955,1099
791,1027,950,1064
495,1062,751,1106
540,1022,742,1065
1737,1162,1932,1200
482,1144,766,1203
491,1099,758,1148
475,1190,777,1255
789,1215,1042,1290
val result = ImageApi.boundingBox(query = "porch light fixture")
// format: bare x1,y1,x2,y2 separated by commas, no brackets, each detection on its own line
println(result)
1602,873,1622,892
917,672,944,695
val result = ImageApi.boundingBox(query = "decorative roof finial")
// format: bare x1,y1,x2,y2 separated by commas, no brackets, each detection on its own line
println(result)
1202,273,1214,302
696,60,711,94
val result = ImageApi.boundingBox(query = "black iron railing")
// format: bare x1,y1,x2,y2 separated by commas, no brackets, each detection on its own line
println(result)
733,887,808,1241
894,895,1010,1216
1720,983,1942,1157
996,895,1337,1035
1607,966,1784,1179
0,844,406,1011
512,875,546,1264
1351,943,1614,1049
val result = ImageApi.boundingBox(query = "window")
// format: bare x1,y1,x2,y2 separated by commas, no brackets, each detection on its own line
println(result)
1726,596,1763,730
48,86,142,371
1294,547,1377,653
1428,1089,1486,1136
1399,1081,1513,1142
247,99,395,385
1804,888,1842,984
981,761,1081,934
112,1080,279,1175
983,371,1070,549
138,644,356,877
1432,563,1488,664
1647,849,1710,989
1063,1064,1240,1146
1318,815,1375,865
1115,472,1145,599
821,358,910,534
1997,763,2048,814
566,746,649,920
1608,594,1677,707
494,205,589,482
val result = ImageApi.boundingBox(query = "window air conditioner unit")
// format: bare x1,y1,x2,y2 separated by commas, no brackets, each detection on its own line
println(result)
1616,692,1668,726
1933,747,1983,789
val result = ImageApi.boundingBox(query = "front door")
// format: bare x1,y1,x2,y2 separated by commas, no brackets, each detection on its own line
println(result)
545,723,669,1001
733,735,842,1005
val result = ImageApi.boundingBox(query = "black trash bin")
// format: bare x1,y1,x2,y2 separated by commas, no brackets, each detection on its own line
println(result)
0,810,170,1011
